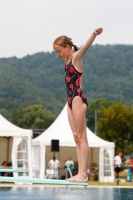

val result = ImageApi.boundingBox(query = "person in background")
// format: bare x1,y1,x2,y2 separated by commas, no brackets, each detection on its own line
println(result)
48,156,60,170
127,157,133,174
114,152,123,181
1,161,9,176
65,155,74,178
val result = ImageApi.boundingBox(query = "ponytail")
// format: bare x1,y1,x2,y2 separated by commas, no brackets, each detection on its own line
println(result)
72,43,78,52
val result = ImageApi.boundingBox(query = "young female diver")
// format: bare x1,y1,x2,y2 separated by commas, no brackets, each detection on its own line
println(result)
53,28,103,182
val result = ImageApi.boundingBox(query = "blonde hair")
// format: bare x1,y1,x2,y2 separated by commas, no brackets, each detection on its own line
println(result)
53,35,78,52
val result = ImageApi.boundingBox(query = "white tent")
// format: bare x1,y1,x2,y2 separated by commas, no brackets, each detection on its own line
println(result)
32,104,115,182
0,114,33,177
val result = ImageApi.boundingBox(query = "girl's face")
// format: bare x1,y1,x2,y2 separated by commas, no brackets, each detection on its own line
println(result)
53,44,70,60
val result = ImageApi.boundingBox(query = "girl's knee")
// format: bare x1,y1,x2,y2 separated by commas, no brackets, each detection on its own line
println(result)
72,131,78,143
73,132,87,144
73,135,79,144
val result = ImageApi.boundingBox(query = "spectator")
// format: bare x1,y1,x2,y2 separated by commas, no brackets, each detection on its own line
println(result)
48,156,60,170
127,157,133,174
114,152,123,182
1,161,9,176
65,155,74,178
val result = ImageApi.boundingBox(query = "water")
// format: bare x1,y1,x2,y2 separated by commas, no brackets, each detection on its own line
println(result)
0,187,133,200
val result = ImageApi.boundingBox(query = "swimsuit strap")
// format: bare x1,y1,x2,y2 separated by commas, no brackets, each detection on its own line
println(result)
65,55,73,65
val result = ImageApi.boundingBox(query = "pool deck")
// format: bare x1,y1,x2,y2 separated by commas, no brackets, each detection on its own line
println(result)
0,183,133,188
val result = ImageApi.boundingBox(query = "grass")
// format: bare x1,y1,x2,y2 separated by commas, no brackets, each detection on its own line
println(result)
88,170,133,186
120,170,128,179
88,181,133,187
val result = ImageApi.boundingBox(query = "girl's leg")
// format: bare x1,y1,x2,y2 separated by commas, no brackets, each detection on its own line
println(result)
67,105,82,177
67,96,89,182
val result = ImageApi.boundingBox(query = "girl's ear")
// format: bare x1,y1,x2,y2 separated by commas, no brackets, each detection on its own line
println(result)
66,45,71,50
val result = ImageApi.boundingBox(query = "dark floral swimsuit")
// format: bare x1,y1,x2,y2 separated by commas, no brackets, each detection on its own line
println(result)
64,59,88,109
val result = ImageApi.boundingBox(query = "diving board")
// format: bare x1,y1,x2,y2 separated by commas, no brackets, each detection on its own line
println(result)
0,169,28,173
0,176,88,186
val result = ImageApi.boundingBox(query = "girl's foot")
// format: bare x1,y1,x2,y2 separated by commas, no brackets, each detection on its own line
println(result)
65,174,79,181
65,174,88,183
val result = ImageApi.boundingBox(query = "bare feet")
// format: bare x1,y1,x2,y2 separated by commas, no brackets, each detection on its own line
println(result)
65,174,78,181
65,174,88,183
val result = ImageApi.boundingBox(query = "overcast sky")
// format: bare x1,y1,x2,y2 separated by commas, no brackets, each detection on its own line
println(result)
0,0,133,58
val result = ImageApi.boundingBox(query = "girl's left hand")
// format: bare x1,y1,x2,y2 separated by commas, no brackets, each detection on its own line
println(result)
94,28,103,35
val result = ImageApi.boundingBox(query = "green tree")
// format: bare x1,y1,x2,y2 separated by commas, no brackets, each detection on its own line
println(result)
10,104,55,129
1,45,133,118
97,102,133,155
86,98,114,132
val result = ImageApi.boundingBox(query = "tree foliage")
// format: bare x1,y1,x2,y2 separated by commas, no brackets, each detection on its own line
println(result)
0,45,133,119
10,104,55,129
97,102,133,155
86,98,114,132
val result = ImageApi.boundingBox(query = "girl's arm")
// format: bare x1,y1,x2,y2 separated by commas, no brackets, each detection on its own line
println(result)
76,28,103,59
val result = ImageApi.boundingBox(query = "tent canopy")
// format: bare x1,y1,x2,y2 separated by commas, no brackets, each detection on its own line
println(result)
0,114,33,177
0,114,32,137
32,104,114,148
